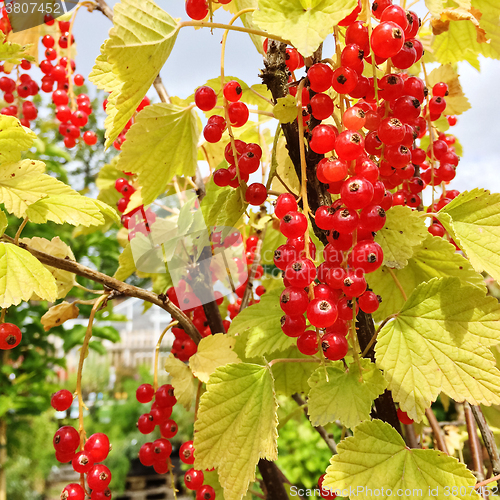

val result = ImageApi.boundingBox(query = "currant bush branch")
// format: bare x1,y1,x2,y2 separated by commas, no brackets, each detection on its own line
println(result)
470,405,500,477
464,403,486,483
425,407,450,454
1,234,202,343
154,321,178,391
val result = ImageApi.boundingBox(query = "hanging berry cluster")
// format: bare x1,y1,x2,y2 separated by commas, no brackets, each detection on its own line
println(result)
136,383,216,500
51,390,112,500
0,15,98,147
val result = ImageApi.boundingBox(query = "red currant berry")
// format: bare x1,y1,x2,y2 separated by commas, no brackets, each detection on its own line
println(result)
184,469,204,490
335,130,365,161
72,451,95,474
246,183,267,205
280,287,310,316
136,383,154,403
54,426,80,454
153,438,172,461
370,21,405,59
51,389,73,411
349,240,384,273
358,290,381,313
310,93,334,121
318,474,337,499
223,80,243,102
342,270,367,298
194,86,217,111
84,433,110,462
155,384,177,408
185,0,209,20
197,485,216,500
308,63,333,92
322,332,349,360
180,441,195,464
309,124,337,154
274,193,298,219
280,211,308,238
307,298,338,328
61,483,85,500
341,175,374,210
139,442,155,466
397,408,414,425
281,314,306,338
83,131,98,146
0,323,22,350
297,330,319,355
160,419,178,439
87,464,112,492
228,101,249,127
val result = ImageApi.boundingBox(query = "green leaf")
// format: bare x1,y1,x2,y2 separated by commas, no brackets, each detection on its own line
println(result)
224,0,264,54
26,195,116,227
438,189,500,284
193,363,278,500
89,0,180,147
0,209,7,237
368,235,485,321
307,360,387,428
189,333,241,383
0,160,74,218
253,0,358,57
114,243,136,281
323,420,479,500
0,115,36,164
374,205,428,269
273,95,297,123
261,225,286,265
375,277,500,422
475,0,500,58
270,136,300,194
165,353,197,411
114,103,199,205
271,346,318,396
228,287,295,358
0,243,57,308
201,176,232,228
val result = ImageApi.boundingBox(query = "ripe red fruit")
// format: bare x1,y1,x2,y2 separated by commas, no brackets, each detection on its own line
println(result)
51,389,73,411
397,408,414,425
72,451,95,474
281,314,307,338
87,464,112,492
228,101,249,127
307,299,338,328
359,205,386,232
156,384,177,407
139,442,155,466
185,0,209,20
184,469,204,490
160,419,178,439
280,287,310,316
54,426,80,454
136,383,154,403
342,270,367,298
358,290,381,313
349,240,384,273
341,176,374,210
310,93,334,120
297,330,319,356
332,66,358,94
83,131,98,146
246,183,267,205
335,130,365,161
153,438,172,460
307,63,333,92
371,21,405,59
61,483,85,500
280,211,308,238
285,258,316,288
318,474,337,499
90,489,112,499
274,193,298,219
197,485,216,500
0,323,22,349
322,332,349,361
309,124,337,154
223,80,243,102
84,433,110,462
179,440,195,464
194,86,217,111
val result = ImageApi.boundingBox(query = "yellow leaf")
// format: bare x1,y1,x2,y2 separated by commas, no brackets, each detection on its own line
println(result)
19,237,76,299
431,8,487,43
189,333,241,383
165,353,197,411
271,136,300,194
41,301,79,331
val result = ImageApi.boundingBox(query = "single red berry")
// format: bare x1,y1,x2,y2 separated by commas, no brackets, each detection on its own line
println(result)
308,63,333,92
51,389,73,411
280,211,308,238
246,183,267,205
280,287,310,316
397,408,414,425
358,290,381,314
274,193,298,219
160,419,178,439
309,124,337,154
54,426,80,454
185,0,209,20
196,485,216,500
228,101,249,127
179,441,195,465
153,438,172,461
322,332,349,361
90,489,112,500
195,86,217,111
307,298,338,328
139,442,155,466
349,240,384,273
310,93,334,121
87,464,112,492
318,474,337,499
72,451,95,474
297,330,319,356
370,21,405,59
335,130,365,161
281,314,306,338
155,384,177,408
83,131,98,146
61,483,85,500
184,469,204,490
341,175,374,210
84,433,110,462
342,270,367,298
223,80,243,102
136,383,154,404
0,323,22,350
285,258,316,288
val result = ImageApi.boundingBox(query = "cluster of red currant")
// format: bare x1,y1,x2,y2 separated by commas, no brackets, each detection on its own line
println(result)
0,322,22,350
136,383,216,499
51,390,112,499
273,192,382,361
185,0,231,21
0,15,99,147
194,83,269,206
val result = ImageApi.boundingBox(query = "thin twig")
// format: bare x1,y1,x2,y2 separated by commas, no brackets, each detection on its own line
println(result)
361,314,397,357
292,394,337,454
403,423,420,449
471,405,500,476
426,407,450,454
464,403,485,484
388,268,407,302
2,234,202,343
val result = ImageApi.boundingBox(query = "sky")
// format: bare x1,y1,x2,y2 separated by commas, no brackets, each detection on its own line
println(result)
70,0,500,195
